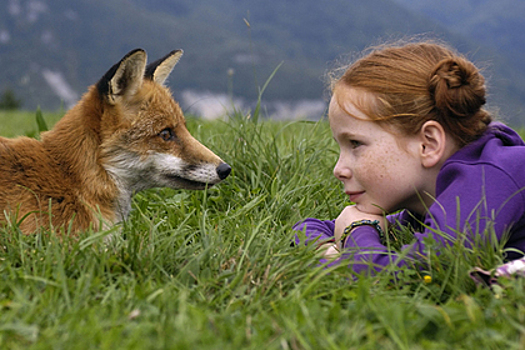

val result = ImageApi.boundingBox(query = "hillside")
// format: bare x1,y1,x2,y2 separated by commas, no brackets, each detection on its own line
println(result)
392,0,525,59
1,0,524,124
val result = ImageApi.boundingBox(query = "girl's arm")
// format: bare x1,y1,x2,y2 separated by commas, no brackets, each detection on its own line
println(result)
293,218,335,246
293,211,412,246
293,212,412,266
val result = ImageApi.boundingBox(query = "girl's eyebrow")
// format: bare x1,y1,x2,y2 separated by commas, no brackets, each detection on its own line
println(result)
339,131,359,138
333,132,361,143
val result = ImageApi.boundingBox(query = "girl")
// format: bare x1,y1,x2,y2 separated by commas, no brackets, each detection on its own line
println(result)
294,41,525,275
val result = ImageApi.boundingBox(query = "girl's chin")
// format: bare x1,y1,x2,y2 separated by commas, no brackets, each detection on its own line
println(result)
355,203,386,215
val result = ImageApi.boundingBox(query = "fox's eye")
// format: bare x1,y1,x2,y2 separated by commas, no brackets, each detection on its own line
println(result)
159,128,175,141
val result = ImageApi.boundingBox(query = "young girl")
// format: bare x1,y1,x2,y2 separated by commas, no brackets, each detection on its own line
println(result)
294,41,525,275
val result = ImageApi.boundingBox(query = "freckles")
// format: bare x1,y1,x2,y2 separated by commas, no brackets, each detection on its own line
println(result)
361,155,385,182
358,139,402,184
371,146,396,181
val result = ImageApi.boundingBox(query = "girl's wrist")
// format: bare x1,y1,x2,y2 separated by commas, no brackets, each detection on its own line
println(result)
340,219,385,249
316,238,337,251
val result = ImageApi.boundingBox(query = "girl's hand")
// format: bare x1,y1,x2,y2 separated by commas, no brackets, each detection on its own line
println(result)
318,242,340,258
334,205,386,243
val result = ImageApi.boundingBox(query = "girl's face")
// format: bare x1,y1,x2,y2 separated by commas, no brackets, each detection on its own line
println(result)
329,86,433,215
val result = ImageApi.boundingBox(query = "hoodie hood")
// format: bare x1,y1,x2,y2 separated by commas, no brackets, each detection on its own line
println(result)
489,122,525,147
446,122,525,164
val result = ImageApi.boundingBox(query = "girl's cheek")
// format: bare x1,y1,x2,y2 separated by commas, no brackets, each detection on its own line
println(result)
358,150,389,182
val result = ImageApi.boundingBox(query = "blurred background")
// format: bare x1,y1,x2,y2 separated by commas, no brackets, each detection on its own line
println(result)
1,0,524,125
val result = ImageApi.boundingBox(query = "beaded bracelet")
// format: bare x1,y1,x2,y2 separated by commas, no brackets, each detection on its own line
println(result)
340,219,385,249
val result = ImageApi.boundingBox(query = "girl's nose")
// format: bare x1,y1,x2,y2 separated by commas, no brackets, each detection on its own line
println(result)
333,157,352,181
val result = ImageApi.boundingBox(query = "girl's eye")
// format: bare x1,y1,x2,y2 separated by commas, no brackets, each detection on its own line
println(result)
349,140,362,149
159,128,175,141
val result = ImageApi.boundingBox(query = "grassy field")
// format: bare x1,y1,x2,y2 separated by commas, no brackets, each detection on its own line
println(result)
1,110,525,349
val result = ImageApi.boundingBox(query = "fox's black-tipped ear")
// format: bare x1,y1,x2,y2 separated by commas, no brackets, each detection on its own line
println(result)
145,50,183,86
97,49,147,104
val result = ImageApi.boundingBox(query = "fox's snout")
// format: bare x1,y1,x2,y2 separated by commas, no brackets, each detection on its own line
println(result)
99,49,232,194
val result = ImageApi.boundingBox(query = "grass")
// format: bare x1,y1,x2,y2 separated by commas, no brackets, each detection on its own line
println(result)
1,110,525,349
0,110,63,138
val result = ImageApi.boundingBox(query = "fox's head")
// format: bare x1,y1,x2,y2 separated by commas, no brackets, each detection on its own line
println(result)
95,49,231,201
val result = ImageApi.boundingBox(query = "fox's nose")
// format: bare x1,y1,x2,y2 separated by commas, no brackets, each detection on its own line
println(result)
216,162,231,180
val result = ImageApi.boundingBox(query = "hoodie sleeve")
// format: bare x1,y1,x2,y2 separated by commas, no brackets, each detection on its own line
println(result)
293,212,416,273
292,218,335,246
293,211,416,245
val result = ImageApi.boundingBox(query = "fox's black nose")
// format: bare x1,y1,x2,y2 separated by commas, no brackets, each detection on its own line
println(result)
216,162,231,180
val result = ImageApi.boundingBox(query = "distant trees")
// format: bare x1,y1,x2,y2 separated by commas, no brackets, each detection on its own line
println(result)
0,88,22,110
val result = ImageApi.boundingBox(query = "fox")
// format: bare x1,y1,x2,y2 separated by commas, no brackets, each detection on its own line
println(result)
0,49,231,234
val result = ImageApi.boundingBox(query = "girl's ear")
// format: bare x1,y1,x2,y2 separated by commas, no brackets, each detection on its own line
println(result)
418,121,449,168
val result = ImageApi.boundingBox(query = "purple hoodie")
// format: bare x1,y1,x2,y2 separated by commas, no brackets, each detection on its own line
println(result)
294,122,525,274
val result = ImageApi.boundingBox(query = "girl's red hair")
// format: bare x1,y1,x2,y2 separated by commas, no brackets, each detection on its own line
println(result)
332,41,492,146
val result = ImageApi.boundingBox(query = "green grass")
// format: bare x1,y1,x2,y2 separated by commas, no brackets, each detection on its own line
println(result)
1,110,525,349
0,110,63,138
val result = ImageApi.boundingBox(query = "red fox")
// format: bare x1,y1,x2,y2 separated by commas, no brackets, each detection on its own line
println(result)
0,49,231,234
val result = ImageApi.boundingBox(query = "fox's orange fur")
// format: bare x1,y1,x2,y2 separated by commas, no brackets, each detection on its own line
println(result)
0,49,231,234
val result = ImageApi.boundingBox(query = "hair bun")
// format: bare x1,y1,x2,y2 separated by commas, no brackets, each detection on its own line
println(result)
428,57,486,118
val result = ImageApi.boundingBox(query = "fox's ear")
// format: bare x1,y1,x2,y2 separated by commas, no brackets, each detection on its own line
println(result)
96,49,147,104
145,50,183,86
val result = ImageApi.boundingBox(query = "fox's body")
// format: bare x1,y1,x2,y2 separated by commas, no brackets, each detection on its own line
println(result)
0,49,230,233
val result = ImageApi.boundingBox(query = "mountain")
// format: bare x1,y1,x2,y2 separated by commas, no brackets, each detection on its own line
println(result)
1,0,524,124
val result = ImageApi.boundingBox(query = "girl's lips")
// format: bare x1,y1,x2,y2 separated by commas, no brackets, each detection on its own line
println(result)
346,191,365,203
